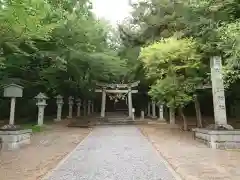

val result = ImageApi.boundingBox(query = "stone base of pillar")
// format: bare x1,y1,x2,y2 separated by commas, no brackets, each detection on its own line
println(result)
158,118,166,122
54,118,61,122
206,124,234,130
193,128,240,149
151,116,157,119
126,116,134,120
0,129,32,151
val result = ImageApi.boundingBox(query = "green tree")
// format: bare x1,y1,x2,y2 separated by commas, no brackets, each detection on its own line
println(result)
0,0,128,121
140,37,202,130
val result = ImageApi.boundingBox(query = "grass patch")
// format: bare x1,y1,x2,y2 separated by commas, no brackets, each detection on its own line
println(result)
22,124,47,133
18,116,55,133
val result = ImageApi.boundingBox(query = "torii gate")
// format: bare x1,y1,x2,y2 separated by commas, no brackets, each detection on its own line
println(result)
95,81,140,119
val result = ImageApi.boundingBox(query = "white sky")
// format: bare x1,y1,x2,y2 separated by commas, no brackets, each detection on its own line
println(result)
91,0,132,25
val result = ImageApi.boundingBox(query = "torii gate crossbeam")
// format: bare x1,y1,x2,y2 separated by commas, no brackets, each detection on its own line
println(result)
95,81,140,119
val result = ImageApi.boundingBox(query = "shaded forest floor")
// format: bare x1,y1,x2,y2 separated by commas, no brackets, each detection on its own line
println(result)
139,124,240,180
0,121,91,180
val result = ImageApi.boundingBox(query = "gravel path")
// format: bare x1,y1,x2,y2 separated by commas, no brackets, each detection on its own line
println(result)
44,126,178,180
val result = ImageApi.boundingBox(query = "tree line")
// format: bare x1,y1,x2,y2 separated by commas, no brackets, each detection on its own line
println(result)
118,0,240,129
0,0,127,120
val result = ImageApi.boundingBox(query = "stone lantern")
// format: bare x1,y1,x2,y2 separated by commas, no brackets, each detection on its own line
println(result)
152,100,157,118
35,92,48,126
87,100,91,115
83,100,87,116
76,98,81,117
68,96,74,118
141,110,145,120
3,84,23,125
158,102,164,121
55,95,64,122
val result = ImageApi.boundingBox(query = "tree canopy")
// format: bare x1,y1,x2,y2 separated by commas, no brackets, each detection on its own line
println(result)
0,0,128,100
1,0,240,125
117,0,240,128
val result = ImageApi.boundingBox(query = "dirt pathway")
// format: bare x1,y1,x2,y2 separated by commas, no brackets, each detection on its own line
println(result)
139,124,240,180
0,123,91,180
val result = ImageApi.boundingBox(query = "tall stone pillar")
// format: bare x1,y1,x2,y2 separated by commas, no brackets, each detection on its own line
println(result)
210,56,232,129
128,87,133,119
152,101,157,118
101,88,106,118
147,103,151,117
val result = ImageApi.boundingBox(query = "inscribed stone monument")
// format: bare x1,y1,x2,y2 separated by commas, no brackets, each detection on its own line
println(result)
210,56,228,126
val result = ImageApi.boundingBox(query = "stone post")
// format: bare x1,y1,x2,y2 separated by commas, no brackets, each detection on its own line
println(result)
83,100,87,116
55,95,64,122
88,100,91,115
169,107,175,124
152,101,157,118
128,87,133,118
68,96,74,119
76,98,81,117
158,103,164,120
9,97,16,125
35,93,48,126
141,110,145,120
147,103,151,117
132,108,135,121
101,88,106,118
91,101,94,113
3,84,24,125
210,56,232,129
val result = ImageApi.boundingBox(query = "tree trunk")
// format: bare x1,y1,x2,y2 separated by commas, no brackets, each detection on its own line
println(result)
169,107,175,124
194,95,202,128
179,107,188,131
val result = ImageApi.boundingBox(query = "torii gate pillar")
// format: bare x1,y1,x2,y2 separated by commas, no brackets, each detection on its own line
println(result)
96,81,140,120
128,87,133,118
101,88,106,118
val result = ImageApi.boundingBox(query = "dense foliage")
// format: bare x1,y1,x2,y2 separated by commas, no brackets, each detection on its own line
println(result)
1,0,240,127
140,37,202,108
0,0,127,120
118,0,240,127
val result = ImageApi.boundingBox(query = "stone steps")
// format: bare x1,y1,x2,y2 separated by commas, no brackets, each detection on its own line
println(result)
95,120,148,125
